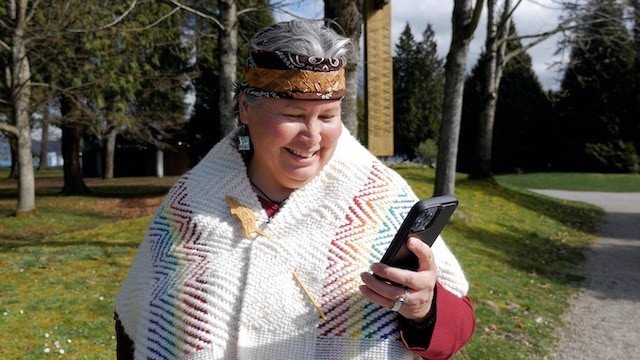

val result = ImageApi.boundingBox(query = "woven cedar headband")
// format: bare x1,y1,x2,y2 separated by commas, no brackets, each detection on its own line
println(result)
241,50,346,100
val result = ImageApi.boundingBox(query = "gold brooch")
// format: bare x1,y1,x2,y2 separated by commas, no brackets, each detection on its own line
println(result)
226,196,270,239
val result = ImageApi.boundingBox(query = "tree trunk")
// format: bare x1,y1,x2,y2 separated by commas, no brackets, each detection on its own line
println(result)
12,0,36,214
16,117,35,212
218,0,238,137
325,0,363,137
59,96,90,195
38,114,49,171
8,135,18,179
104,128,118,179
434,0,484,196
469,0,508,180
60,122,90,195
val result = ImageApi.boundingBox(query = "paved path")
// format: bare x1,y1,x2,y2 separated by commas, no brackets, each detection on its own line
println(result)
531,190,640,360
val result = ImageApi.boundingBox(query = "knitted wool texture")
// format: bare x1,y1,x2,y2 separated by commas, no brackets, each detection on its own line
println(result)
115,127,469,360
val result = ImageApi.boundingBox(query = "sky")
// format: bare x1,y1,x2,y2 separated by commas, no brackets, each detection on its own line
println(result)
276,0,568,91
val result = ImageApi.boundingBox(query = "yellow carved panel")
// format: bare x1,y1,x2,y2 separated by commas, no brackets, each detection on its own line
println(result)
365,0,393,156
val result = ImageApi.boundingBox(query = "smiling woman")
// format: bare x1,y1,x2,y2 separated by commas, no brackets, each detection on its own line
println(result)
114,19,474,360
240,97,343,197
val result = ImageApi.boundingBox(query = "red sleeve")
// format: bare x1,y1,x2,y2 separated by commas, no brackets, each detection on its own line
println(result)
400,282,475,360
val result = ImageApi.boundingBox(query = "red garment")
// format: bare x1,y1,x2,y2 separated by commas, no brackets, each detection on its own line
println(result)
257,195,281,219
259,195,476,359
400,282,475,359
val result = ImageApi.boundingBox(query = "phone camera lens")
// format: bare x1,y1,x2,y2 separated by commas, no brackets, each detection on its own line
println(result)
410,207,437,232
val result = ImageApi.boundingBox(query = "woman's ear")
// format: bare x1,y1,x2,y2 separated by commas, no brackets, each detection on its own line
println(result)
238,92,249,125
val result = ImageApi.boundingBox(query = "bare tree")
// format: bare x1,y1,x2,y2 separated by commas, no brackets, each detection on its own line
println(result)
219,0,239,136
0,0,36,214
468,0,640,179
469,0,574,180
434,0,484,196
469,0,510,180
168,0,269,138
0,0,145,210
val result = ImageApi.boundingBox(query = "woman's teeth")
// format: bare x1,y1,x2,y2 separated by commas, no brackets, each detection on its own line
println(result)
288,148,314,158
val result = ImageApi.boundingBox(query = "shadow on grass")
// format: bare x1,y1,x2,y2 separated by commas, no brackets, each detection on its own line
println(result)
0,184,172,200
460,177,604,235
0,175,176,200
0,239,142,253
451,179,629,302
454,218,586,285
88,185,172,198
397,168,602,238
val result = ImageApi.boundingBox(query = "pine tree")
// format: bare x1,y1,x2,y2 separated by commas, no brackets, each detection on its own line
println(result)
460,23,553,173
392,23,444,160
556,0,638,172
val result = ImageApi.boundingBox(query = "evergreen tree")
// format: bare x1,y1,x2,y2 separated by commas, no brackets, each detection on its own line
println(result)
492,51,553,172
393,24,418,158
460,23,553,173
25,0,191,190
104,0,191,178
392,23,444,160
555,0,638,172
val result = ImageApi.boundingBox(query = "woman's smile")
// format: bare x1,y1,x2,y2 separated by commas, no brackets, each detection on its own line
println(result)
240,95,342,192
286,147,318,159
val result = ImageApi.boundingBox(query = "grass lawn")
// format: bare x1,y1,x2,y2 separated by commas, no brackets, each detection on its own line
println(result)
0,167,610,359
495,172,640,192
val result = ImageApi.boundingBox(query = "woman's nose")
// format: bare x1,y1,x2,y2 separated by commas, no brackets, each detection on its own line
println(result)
300,119,322,143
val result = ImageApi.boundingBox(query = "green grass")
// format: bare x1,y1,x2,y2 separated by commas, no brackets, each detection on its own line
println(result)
0,167,609,359
396,165,603,359
495,172,640,192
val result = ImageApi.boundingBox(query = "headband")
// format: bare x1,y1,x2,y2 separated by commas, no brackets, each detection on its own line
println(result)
240,50,346,100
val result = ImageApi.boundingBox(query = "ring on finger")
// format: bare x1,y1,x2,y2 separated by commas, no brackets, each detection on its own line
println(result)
389,288,411,312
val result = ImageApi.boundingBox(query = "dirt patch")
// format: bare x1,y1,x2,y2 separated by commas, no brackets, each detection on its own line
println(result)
96,197,165,219
1,175,177,219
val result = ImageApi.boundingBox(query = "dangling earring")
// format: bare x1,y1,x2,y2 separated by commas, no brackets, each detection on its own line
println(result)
238,124,251,152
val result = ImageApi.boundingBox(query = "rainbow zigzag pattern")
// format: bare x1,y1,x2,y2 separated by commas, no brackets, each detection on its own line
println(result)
147,178,213,357
132,155,417,358
318,163,413,346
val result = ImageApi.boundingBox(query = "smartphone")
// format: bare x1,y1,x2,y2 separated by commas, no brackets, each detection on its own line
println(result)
379,195,458,272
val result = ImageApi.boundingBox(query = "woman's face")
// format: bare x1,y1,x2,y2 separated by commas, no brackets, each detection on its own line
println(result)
239,94,343,192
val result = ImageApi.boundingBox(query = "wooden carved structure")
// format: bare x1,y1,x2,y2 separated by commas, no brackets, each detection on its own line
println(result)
364,0,393,156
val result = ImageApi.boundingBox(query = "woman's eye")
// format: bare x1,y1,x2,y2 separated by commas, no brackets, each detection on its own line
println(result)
320,114,337,122
284,114,303,118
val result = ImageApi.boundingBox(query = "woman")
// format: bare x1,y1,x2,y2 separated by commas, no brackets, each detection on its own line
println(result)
115,19,474,359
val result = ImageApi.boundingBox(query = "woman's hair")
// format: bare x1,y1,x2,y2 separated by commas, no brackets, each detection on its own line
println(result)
229,19,351,121
248,19,351,59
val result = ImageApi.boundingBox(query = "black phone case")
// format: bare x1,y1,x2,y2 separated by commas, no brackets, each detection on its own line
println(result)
379,195,458,272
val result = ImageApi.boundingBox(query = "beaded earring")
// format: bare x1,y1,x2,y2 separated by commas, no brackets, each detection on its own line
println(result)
238,125,251,152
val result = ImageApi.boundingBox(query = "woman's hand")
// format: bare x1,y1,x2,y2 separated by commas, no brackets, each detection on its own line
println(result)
359,237,437,321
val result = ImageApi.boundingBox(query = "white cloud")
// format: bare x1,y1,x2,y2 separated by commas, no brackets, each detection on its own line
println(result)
390,0,567,90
